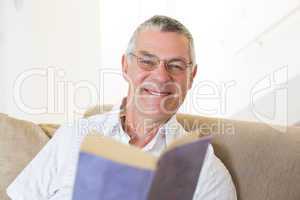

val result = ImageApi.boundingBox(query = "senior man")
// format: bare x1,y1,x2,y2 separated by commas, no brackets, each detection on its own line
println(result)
7,15,237,200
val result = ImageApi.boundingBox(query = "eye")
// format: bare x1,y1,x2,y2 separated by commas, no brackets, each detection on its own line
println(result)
139,58,156,66
167,62,186,71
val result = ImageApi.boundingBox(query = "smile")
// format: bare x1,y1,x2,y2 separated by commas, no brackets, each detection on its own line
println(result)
144,88,172,96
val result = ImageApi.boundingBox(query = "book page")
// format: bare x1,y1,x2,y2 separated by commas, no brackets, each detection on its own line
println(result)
73,131,211,200
73,133,157,200
80,133,157,170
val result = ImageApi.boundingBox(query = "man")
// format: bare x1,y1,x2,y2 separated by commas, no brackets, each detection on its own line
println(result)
7,15,237,199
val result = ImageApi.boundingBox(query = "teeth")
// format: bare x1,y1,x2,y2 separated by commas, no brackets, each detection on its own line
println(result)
146,89,169,96
150,91,164,96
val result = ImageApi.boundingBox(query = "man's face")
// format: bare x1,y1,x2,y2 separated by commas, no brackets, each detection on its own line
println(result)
122,30,197,120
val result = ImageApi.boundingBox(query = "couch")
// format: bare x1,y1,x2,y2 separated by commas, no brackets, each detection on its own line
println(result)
1,105,300,200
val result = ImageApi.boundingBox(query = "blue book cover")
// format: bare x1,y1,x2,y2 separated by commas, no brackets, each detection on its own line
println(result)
72,133,211,200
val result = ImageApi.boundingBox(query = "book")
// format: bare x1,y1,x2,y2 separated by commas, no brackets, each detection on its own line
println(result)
72,131,211,200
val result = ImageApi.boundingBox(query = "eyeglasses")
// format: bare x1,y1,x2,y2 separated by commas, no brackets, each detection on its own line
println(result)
129,52,193,75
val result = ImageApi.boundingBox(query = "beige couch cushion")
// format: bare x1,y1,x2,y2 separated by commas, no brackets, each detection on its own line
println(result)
7,105,298,200
0,113,49,200
85,105,300,200
39,123,60,138
178,115,300,200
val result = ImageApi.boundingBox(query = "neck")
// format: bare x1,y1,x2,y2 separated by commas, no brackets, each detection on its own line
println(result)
122,102,168,147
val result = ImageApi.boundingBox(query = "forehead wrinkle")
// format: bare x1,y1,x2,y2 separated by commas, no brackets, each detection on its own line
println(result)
136,50,189,62
135,31,189,54
137,50,157,58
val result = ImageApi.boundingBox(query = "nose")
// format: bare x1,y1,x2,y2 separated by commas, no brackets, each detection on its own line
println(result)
152,61,172,82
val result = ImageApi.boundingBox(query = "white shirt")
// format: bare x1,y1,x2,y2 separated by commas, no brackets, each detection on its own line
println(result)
7,104,237,200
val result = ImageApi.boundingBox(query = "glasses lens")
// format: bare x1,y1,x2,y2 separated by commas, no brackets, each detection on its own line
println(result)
166,60,188,74
137,56,158,70
132,53,190,75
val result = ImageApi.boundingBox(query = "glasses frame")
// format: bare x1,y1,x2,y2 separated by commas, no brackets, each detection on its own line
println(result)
129,52,194,75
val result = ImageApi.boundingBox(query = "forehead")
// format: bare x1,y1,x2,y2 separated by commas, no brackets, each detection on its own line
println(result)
134,30,190,59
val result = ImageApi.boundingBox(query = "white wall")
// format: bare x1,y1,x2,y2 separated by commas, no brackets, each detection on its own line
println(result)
1,0,300,125
1,0,101,123
233,74,300,126
231,8,300,126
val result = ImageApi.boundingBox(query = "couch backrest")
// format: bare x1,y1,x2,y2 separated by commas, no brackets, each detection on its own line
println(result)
179,114,300,200
84,105,300,200
0,113,49,200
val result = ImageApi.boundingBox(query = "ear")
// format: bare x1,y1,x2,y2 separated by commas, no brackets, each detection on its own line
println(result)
188,65,197,90
122,54,129,82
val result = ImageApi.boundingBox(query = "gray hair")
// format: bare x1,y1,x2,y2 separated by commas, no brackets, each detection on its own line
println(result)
126,15,196,65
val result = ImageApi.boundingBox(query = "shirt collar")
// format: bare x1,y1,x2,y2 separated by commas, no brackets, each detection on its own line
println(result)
160,114,186,146
106,98,186,148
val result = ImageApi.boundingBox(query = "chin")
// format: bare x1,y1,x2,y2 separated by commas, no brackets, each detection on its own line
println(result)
136,99,180,119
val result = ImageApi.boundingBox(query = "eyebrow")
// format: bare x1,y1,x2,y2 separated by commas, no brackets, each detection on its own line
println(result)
137,50,157,58
137,50,189,62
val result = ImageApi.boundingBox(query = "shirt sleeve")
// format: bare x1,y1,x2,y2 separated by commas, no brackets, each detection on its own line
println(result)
193,144,237,200
6,125,74,200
